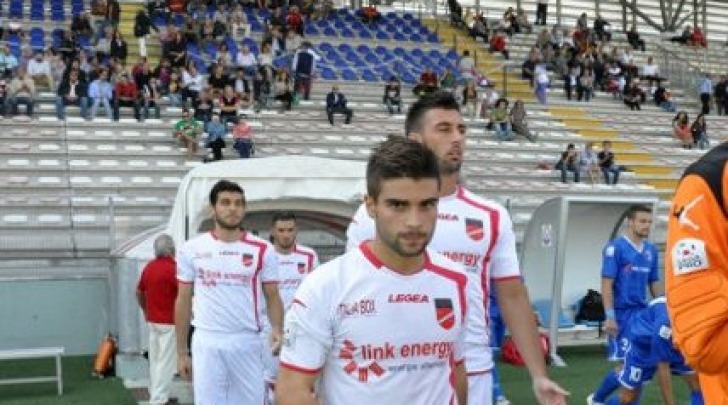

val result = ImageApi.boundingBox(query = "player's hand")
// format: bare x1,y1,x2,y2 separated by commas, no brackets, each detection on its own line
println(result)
532,376,569,405
270,328,282,356
604,318,618,337
177,353,192,381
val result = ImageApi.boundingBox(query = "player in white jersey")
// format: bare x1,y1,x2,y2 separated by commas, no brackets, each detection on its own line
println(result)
263,211,320,397
346,92,568,405
277,137,468,405
174,180,285,405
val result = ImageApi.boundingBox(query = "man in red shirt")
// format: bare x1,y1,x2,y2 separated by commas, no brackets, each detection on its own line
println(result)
137,234,179,405
113,72,141,121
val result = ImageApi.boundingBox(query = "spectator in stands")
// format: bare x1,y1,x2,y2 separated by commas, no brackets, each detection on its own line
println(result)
164,30,187,68
577,12,589,31
563,60,580,101
479,84,499,118
141,76,162,120
691,113,709,150
449,0,464,27
232,117,254,158
56,69,89,120
27,51,54,92
598,140,620,184
516,8,533,34
173,109,203,158
593,14,611,42
522,50,539,87
258,43,275,83
577,66,594,101
699,73,713,114
458,50,476,83
536,0,548,25
670,25,692,44
58,30,80,64
90,0,109,35
690,26,707,47
291,42,320,101
413,68,439,97
218,85,241,125
7,68,36,118
106,0,121,28
383,76,402,115
204,113,227,162
194,89,215,124
285,30,303,58
113,73,141,121
231,13,251,41
624,80,642,111
556,143,580,183
1,46,18,78
232,68,250,101
439,69,457,92
580,141,600,183
534,64,549,104
490,98,512,141
89,68,114,120
489,30,509,59
714,75,727,116
93,26,112,61
272,70,293,111
166,71,183,107
626,25,645,52
325,85,353,126
182,63,204,107
640,56,661,89
361,4,381,24
134,9,158,59
71,12,94,38
654,85,676,112
208,64,231,97
672,111,692,148
462,82,478,117
110,30,128,64
501,7,517,36
510,99,536,141
0,80,6,116
287,6,305,35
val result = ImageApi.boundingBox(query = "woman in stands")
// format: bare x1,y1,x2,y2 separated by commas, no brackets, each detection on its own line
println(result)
672,111,693,149
110,29,128,64
273,70,293,111
509,100,536,142
462,82,479,118
691,113,709,150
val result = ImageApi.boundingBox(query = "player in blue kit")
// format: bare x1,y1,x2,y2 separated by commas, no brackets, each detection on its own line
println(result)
588,297,703,405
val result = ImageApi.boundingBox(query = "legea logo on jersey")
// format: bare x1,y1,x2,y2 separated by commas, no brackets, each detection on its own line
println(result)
297,262,306,274
388,293,429,303
437,213,459,221
672,238,709,275
465,218,484,241
242,253,254,267
434,298,455,330
337,299,377,318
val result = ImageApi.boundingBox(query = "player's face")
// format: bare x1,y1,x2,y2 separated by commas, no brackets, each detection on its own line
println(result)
272,219,297,250
409,108,466,175
212,191,245,231
628,212,652,239
366,177,439,258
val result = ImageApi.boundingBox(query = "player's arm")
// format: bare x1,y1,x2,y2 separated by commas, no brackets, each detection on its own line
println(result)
263,282,284,350
600,244,619,336
174,282,193,380
454,361,467,405
649,281,662,299
277,367,320,405
666,171,728,374
649,246,663,299
656,361,676,405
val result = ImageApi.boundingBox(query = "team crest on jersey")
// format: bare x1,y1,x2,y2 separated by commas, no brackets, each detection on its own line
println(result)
242,253,254,267
672,238,709,275
434,298,455,330
465,218,484,241
297,262,306,274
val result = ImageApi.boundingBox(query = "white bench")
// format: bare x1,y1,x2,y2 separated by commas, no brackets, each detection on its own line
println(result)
0,347,65,395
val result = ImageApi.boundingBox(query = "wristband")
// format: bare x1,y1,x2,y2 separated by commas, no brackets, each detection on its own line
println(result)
605,309,615,320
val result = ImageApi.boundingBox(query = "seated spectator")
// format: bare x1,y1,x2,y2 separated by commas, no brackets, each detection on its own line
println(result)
470,15,489,42
439,69,457,92
166,70,184,107
0,46,19,78
626,25,646,51
181,63,204,107
230,13,251,41
501,7,517,36
194,89,215,123
218,85,241,125
272,70,293,111
236,46,258,77
27,51,55,91
173,110,203,158
208,64,231,97
204,113,227,162
670,25,692,44
489,30,510,59
555,143,580,183
56,69,89,120
580,141,600,183
509,100,536,141
88,69,114,120
57,30,80,64
624,80,642,111
534,64,549,105
7,69,36,118
413,68,439,97
690,26,707,47
516,8,532,33
563,61,581,101
489,98,512,141
577,66,595,101
462,82,478,117
287,6,304,35
383,76,402,115
654,85,676,112
598,140,620,184
521,50,539,87
71,12,94,38
285,30,303,57
641,56,662,88
113,73,141,121
231,117,254,158
141,76,162,120
164,31,187,68
593,13,611,42
458,50,476,83
361,4,381,24
110,30,129,64
690,113,709,149
326,85,353,125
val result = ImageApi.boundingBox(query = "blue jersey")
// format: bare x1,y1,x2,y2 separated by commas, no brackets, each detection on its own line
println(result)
601,236,659,310
626,298,683,365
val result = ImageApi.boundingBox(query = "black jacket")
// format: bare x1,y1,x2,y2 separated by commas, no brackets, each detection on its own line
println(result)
57,80,89,98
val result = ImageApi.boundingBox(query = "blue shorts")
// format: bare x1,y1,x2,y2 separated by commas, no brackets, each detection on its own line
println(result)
607,308,640,361
490,313,506,350
618,347,694,390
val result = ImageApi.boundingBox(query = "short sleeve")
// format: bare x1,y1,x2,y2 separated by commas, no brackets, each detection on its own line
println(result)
312,251,321,269
490,210,521,280
345,203,375,252
176,244,196,283
601,243,619,278
260,244,279,284
279,276,333,374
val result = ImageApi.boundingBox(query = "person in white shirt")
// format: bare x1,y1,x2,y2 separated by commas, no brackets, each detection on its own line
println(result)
278,137,469,405
181,64,205,106
236,45,258,77
175,180,284,405
641,56,662,90
345,92,569,405
26,51,55,91
263,211,319,400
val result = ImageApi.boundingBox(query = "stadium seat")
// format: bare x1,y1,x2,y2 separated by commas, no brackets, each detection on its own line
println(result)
340,69,358,81
361,69,378,82
533,300,576,329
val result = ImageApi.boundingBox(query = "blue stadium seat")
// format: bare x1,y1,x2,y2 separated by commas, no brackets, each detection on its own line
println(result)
401,70,417,85
340,28,355,38
393,47,406,57
344,52,361,63
364,53,380,64
51,8,65,22
340,68,358,81
427,34,439,43
321,67,337,80
333,20,347,29
332,57,349,68
384,24,397,33
393,32,406,41
356,44,370,53
338,43,353,53
361,69,378,82
305,25,319,35
532,300,576,329
403,12,414,20
319,42,334,52
250,20,264,32
376,31,389,40
358,30,372,39
446,49,459,60
323,26,337,37
410,33,423,42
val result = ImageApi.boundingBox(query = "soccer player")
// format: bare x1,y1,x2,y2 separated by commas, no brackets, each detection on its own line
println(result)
174,180,284,405
263,211,319,398
277,137,468,405
666,143,728,405
589,204,661,403
588,297,703,405
346,92,567,405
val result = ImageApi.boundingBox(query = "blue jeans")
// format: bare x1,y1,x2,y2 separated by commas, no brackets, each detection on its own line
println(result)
90,98,113,119
494,121,512,140
602,166,620,184
55,96,89,119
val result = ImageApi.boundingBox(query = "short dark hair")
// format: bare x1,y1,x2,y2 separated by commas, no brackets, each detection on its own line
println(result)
366,136,440,199
405,91,460,136
626,204,652,220
209,180,245,206
271,211,296,225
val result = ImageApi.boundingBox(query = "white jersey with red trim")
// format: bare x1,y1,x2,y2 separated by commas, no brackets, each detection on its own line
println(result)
346,186,521,373
280,245,467,405
276,244,320,310
177,231,279,333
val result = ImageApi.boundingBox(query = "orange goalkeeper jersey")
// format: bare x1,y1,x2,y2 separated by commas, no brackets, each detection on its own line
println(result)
666,142,728,405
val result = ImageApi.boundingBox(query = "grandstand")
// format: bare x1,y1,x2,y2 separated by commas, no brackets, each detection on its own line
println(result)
0,0,726,401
